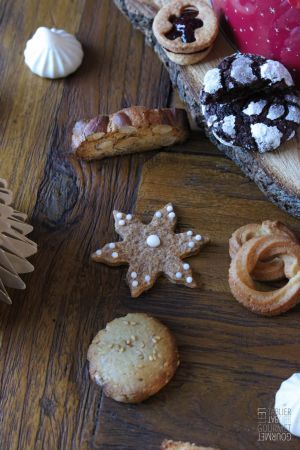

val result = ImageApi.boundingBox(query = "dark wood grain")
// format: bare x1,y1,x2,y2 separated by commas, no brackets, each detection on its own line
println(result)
113,0,300,220
1,0,300,449
0,1,171,449
98,152,300,450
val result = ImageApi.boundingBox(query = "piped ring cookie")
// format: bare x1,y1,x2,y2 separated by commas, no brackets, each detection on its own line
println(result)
152,0,218,65
229,234,300,316
229,220,297,281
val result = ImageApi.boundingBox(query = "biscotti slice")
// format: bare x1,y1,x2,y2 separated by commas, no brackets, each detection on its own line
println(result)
161,440,220,450
72,106,190,160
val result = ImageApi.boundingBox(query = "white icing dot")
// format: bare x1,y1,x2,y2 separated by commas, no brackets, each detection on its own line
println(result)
195,235,202,241
260,60,294,86
175,272,182,279
221,115,236,137
155,211,162,218
168,212,176,220
231,55,257,84
144,275,151,283
131,272,137,279
251,123,283,153
266,104,285,120
132,280,138,288
116,212,123,219
187,230,193,236
95,249,102,256
203,68,222,94
243,100,267,116
119,220,125,226
186,277,193,284
112,252,118,258
146,234,161,248
286,106,300,124
126,214,132,221
166,205,173,212
183,263,190,270
188,241,195,248
109,243,116,249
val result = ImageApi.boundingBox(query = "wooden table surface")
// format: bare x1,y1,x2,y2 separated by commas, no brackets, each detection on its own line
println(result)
1,1,300,449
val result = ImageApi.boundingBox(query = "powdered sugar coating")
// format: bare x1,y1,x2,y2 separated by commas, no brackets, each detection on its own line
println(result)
243,100,267,116
288,131,296,140
221,115,236,137
266,104,285,120
285,94,300,107
286,106,300,124
231,55,257,84
260,60,294,86
251,123,283,153
203,68,222,94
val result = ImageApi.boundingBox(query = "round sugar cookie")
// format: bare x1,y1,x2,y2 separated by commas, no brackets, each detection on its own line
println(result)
87,313,179,403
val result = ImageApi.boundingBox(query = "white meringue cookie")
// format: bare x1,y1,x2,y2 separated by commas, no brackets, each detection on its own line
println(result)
275,373,300,437
24,27,84,79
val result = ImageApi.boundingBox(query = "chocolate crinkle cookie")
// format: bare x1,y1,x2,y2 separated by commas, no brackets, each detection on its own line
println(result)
200,53,300,153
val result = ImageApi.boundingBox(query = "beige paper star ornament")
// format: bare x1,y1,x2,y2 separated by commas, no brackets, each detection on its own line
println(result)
0,178,37,304
92,203,209,297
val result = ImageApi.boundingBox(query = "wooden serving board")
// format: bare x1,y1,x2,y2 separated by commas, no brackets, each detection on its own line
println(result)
113,0,300,219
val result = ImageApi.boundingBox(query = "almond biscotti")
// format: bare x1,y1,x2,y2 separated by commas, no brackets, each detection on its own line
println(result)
72,106,189,160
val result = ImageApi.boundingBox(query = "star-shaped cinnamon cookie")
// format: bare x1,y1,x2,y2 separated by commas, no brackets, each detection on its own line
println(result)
92,203,209,297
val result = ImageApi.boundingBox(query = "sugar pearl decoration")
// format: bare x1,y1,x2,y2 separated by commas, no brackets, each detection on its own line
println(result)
186,276,193,283
168,212,175,220
187,230,193,236
109,243,115,249
119,220,125,226
126,214,132,221
175,272,182,279
131,272,137,279
188,241,195,248
95,249,102,256
195,235,202,241
145,275,151,283
146,234,161,248
132,280,138,288
166,205,173,212
116,212,123,219
183,263,190,270
112,252,118,258
155,211,162,218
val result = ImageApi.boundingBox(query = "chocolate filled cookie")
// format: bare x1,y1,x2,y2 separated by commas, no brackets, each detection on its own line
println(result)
152,0,218,65
200,53,300,153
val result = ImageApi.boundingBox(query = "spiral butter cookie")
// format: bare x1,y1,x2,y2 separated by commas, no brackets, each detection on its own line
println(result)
72,106,189,160
87,313,179,403
92,203,209,298
229,220,298,282
152,0,218,65
200,53,300,153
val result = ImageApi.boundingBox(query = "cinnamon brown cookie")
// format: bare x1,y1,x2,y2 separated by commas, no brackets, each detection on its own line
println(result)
152,0,218,65
87,313,179,403
91,203,209,297
72,106,189,160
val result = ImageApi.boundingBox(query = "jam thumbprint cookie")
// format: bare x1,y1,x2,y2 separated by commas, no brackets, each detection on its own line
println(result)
153,0,218,65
